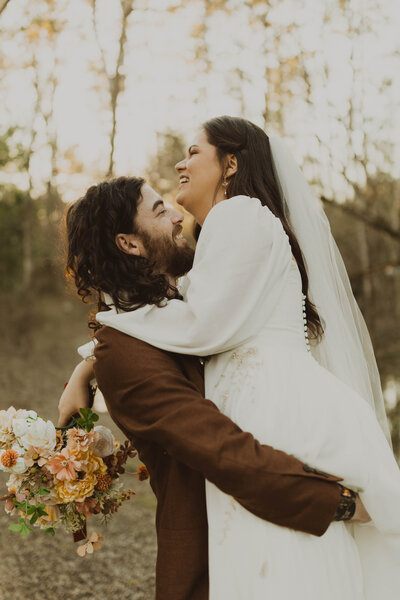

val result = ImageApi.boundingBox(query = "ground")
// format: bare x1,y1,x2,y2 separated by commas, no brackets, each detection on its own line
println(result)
0,291,157,600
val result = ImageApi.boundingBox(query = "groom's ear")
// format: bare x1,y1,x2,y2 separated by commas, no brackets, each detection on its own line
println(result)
115,233,143,256
226,153,238,178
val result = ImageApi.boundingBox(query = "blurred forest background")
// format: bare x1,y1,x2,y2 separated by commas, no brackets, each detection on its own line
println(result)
1,0,400,439
0,0,400,596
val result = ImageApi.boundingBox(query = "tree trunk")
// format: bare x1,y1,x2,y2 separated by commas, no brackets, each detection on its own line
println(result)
356,221,374,333
0,0,11,16
92,0,133,178
22,193,33,291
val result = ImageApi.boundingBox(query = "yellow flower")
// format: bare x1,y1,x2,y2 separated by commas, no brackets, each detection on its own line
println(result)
36,504,60,526
54,449,107,504
81,449,108,476
55,472,98,503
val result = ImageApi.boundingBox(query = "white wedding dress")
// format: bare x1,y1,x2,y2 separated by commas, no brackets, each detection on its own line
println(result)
90,195,400,599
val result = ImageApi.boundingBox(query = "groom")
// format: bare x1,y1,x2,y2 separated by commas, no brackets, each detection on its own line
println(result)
60,177,363,600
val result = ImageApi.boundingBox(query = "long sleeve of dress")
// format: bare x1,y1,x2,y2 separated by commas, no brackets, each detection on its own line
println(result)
96,196,292,356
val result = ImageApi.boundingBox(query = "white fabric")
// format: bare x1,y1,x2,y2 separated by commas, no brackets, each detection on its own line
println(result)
93,194,400,598
269,135,391,446
78,339,97,359
96,195,292,355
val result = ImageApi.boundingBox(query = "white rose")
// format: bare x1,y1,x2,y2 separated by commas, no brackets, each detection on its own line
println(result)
12,457,28,474
91,426,115,458
19,417,56,452
0,407,17,448
6,473,26,494
15,409,37,420
11,441,25,456
12,409,38,438
12,419,29,438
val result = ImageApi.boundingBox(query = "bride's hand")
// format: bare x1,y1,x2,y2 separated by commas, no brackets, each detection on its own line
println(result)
58,359,95,427
350,496,371,524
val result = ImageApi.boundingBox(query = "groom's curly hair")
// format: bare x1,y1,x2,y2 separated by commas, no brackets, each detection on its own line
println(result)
203,115,324,340
65,176,179,328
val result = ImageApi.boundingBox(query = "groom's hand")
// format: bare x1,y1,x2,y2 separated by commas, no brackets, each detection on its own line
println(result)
58,359,95,427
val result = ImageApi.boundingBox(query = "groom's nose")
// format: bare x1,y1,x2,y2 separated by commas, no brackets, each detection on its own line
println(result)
170,207,184,224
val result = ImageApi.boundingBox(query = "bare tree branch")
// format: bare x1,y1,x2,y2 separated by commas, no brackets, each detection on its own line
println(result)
90,0,134,178
107,0,134,177
90,0,108,78
0,0,11,16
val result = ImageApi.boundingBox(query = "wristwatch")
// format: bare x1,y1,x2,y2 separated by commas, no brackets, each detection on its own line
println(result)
334,484,357,521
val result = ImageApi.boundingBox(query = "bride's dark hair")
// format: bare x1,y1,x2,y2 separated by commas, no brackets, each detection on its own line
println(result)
65,176,179,328
202,115,324,340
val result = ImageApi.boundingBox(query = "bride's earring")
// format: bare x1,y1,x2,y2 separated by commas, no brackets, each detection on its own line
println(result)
222,176,228,197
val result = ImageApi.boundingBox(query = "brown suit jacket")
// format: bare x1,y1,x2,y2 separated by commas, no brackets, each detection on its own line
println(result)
93,326,342,600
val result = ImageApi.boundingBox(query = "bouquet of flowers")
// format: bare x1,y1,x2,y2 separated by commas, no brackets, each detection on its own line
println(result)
0,405,148,556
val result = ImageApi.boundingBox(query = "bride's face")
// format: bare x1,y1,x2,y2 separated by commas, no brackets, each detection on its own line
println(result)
175,129,225,225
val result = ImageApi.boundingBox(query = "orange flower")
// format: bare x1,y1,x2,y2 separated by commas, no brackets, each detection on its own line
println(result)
47,447,81,481
1,449,19,468
137,465,149,481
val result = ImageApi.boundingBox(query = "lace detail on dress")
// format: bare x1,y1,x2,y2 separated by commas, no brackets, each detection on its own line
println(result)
213,347,262,413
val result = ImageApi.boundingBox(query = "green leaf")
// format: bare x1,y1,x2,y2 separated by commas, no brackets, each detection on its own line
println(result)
14,499,31,512
77,407,100,432
44,527,55,536
37,486,50,495
19,523,32,536
8,519,32,536
30,513,38,525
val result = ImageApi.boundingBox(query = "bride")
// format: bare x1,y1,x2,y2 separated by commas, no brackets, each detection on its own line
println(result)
82,116,400,598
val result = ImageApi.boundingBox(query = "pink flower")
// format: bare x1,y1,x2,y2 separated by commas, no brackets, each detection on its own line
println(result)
66,428,98,453
15,491,28,502
47,447,81,481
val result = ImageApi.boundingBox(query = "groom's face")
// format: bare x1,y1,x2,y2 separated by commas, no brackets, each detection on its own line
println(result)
116,184,194,277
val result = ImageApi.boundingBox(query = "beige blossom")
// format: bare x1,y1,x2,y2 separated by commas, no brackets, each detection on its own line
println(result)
0,407,18,449
6,473,26,494
91,426,115,458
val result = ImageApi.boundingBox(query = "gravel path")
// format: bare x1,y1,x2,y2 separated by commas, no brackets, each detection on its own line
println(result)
0,474,157,600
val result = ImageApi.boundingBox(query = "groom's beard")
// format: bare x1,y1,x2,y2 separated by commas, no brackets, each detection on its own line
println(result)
139,229,195,279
